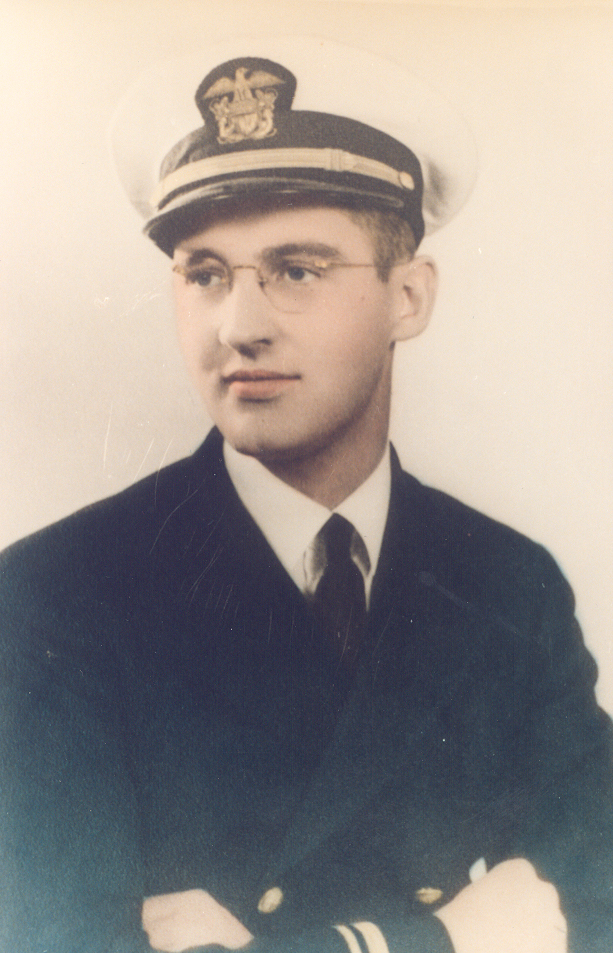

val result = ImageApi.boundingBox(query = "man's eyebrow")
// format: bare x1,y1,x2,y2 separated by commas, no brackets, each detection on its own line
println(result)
177,242,344,268
180,248,225,267
260,243,344,264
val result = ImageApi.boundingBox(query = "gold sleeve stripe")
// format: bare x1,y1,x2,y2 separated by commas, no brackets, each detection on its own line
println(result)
334,924,363,953
150,148,415,209
353,921,390,953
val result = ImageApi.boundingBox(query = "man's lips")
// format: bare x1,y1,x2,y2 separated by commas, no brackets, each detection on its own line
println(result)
223,370,299,383
222,370,300,399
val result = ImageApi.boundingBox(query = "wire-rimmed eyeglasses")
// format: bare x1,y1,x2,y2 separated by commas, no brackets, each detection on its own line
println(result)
172,256,379,314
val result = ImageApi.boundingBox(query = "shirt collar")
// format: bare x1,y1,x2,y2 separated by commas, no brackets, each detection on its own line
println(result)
223,441,391,596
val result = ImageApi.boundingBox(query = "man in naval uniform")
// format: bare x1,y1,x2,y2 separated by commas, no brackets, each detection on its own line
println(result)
1,37,612,953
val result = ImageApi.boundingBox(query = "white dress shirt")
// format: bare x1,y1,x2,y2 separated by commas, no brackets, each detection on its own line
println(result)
223,442,391,607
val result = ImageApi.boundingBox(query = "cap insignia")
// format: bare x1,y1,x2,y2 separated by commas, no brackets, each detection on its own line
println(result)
200,67,286,144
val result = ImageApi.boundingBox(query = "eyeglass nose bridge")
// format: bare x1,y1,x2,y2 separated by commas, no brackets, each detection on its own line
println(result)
229,263,268,292
228,263,302,314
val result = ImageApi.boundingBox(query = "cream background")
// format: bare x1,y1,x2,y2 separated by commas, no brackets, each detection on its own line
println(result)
1,1,612,707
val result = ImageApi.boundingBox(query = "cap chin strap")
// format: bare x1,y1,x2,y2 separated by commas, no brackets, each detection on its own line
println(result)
150,146,415,211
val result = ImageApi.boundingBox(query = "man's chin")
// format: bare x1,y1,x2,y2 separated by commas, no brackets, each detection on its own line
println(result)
229,440,296,465
221,427,314,469
222,430,292,462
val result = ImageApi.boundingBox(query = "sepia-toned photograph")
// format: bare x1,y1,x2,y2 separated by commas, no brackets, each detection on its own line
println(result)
1,2,612,951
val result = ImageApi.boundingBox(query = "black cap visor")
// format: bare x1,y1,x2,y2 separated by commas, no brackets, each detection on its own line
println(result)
145,169,424,256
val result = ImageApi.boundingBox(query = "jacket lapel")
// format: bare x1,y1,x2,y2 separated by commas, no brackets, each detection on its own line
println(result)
264,452,480,881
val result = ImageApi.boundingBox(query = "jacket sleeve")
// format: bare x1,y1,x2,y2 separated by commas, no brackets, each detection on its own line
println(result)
237,917,453,953
0,547,152,952
167,917,453,953
509,545,613,953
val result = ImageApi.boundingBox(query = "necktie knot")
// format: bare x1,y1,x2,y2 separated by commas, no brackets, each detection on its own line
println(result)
320,513,355,565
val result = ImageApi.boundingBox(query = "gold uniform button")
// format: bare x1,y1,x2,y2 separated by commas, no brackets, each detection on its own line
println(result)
415,887,443,905
258,886,284,914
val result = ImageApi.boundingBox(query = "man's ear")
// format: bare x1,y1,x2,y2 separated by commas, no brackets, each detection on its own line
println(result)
390,255,438,342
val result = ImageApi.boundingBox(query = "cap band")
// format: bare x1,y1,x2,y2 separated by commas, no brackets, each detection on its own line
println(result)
151,146,415,211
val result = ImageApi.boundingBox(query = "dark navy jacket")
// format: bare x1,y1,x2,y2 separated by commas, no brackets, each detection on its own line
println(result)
2,428,613,952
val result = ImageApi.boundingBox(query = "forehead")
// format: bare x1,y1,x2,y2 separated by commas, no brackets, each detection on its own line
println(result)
172,204,375,261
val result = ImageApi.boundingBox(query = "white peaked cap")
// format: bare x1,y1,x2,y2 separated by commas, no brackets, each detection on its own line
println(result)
110,35,477,243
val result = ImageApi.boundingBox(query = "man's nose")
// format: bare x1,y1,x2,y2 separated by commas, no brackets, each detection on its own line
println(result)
217,270,278,353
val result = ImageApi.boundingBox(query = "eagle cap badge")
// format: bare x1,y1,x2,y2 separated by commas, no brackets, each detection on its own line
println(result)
196,57,297,145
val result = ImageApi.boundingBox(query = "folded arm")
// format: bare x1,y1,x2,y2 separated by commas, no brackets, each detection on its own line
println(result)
142,860,566,953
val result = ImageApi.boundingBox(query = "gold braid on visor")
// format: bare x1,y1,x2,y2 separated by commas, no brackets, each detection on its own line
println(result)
151,147,415,211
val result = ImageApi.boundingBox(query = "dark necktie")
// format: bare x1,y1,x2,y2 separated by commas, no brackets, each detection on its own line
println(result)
312,514,368,666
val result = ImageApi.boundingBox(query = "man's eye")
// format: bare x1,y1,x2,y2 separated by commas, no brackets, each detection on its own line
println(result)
174,263,228,288
278,263,324,284
187,269,227,288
